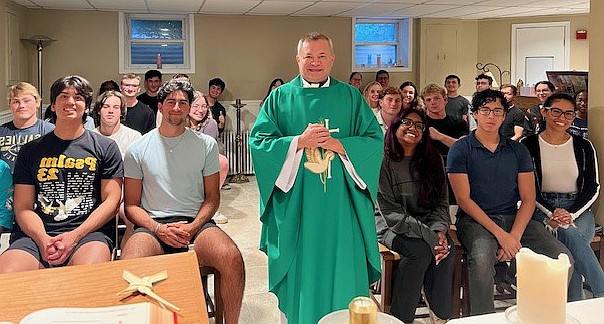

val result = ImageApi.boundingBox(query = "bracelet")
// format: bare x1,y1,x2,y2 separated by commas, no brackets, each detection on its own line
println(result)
154,222,161,234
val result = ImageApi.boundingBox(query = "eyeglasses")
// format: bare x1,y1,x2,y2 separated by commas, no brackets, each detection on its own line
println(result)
401,118,425,131
477,108,505,116
544,107,576,119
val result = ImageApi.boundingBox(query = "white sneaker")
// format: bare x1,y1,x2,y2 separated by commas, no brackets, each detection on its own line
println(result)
213,212,228,224
221,183,232,190
428,308,448,324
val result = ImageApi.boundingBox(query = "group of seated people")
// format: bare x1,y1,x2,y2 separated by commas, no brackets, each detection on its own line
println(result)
365,72,601,323
0,75,247,323
0,67,599,324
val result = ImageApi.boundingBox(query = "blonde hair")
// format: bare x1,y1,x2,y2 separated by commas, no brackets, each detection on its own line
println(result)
363,81,382,95
7,82,40,105
121,73,141,84
421,83,446,98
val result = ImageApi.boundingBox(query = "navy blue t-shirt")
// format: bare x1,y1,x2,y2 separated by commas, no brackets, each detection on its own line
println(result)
446,131,533,216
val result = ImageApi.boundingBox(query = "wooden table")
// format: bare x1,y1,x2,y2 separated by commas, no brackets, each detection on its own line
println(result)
0,251,207,324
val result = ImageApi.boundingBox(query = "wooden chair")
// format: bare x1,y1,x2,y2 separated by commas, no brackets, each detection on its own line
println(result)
187,244,224,323
370,226,466,318
371,242,401,314
200,266,224,324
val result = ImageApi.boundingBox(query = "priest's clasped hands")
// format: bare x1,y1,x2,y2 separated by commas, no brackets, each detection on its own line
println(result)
297,123,344,154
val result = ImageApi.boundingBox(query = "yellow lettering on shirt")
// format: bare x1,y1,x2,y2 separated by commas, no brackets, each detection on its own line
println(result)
37,154,98,182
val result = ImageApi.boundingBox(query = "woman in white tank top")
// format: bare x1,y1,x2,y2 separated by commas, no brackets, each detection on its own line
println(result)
521,92,603,301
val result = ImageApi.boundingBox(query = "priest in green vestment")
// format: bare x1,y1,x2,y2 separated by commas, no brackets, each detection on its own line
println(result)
249,32,383,324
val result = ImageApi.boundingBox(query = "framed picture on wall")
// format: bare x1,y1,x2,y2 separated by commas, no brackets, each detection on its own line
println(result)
546,71,588,95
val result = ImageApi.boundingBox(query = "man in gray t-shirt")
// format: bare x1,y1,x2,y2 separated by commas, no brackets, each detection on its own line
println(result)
121,79,244,323
444,74,471,124
1,82,54,171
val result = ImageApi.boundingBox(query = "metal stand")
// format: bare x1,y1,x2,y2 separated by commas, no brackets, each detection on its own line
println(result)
229,102,249,184
21,35,56,117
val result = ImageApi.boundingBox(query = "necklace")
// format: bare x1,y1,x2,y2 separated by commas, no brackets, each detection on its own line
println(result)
540,132,570,145
161,132,185,153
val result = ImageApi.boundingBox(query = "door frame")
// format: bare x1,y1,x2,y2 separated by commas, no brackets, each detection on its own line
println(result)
511,21,570,85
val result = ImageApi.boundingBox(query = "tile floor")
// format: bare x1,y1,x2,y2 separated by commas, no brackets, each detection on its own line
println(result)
216,176,436,324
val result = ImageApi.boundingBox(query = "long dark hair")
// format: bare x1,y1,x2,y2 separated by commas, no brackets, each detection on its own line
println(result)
399,81,420,109
261,78,285,104
384,109,446,208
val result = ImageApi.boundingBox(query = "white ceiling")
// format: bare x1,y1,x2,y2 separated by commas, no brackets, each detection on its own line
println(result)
9,0,589,19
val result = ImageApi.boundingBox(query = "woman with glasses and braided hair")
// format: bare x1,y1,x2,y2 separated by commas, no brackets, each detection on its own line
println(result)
521,92,603,301
376,108,454,323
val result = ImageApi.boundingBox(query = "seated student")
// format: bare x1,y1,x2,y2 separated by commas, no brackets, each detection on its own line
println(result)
0,75,123,273
522,93,603,301
568,90,588,139
120,79,244,323
447,89,572,315
363,81,382,115
524,81,555,137
188,91,229,224
0,160,13,234
260,78,285,106
92,90,142,247
92,91,142,158
376,109,453,323
375,86,403,134
2,82,55,171
349,72,362,91
98,80,120,96
399,81,422,111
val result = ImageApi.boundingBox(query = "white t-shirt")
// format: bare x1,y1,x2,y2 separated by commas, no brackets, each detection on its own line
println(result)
124,128,219,219
93,124,142,159
539,135,579,193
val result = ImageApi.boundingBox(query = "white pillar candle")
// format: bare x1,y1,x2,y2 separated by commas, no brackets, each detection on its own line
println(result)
516,248,570,324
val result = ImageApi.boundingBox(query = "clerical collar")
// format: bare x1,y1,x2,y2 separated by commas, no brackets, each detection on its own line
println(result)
302,77,330,88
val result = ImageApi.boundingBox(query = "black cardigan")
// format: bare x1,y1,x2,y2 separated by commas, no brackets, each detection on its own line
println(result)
521,134,600,217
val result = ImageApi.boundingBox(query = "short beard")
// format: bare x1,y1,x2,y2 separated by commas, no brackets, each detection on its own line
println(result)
166,115,185,126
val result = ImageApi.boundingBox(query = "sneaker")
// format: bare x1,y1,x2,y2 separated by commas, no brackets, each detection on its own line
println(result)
221,183,232,190
428,308,448,324
213,212,228,224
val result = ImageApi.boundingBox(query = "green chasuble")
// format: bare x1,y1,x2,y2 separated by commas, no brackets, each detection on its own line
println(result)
249,75,383,324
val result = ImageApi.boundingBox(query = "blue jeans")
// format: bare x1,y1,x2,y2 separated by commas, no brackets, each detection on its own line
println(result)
534,193,604,300
456,214,573,315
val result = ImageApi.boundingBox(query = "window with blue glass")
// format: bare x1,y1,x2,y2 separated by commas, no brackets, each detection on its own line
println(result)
354,18,411,71
120,13,195,74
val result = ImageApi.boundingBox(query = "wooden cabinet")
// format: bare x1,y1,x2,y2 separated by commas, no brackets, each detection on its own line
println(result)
424,24,459,85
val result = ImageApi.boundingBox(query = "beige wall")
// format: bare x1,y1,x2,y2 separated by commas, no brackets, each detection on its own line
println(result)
477,14,589,86
15,8,423,104
0,0,28,110
195,15,353,101
589,1,603,225
21,9,118,107
20,10,357,103
5,5,590,107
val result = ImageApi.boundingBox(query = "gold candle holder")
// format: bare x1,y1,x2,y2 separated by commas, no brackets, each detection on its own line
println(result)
348,296,377,324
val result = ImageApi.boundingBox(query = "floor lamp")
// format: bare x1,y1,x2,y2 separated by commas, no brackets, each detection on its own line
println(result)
21,35,56,118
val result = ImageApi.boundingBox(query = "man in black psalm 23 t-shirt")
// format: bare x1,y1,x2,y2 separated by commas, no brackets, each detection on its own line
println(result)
0,75,123,272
